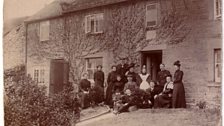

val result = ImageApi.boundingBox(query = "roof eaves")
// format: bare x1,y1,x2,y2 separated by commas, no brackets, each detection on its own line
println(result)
62,0,130,14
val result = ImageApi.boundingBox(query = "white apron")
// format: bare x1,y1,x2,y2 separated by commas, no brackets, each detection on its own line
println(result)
139,73,150,90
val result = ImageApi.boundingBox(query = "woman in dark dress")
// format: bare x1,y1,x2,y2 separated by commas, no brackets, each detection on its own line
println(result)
79,73,91,109
154,75,173,108
93,65,105,104
172,61,186,108
105,65,117,108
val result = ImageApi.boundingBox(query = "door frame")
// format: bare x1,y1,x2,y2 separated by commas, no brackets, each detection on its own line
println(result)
141,50,162,81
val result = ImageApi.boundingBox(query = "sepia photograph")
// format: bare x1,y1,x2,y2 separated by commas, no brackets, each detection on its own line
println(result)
3,0,222,126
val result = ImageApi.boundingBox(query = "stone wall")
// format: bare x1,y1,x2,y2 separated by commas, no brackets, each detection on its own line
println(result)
3,24,25,70
161,0,222,107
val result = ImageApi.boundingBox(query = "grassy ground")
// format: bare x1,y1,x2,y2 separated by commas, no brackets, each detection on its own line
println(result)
76,108,221,126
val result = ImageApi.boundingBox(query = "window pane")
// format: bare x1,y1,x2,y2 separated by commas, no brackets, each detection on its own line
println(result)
40,21,50,41
216,64,221,78
216,49,221,63
146,3,158,27
91,19,94,33
214,49,222,82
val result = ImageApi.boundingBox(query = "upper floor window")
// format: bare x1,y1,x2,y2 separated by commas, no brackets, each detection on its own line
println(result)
85,13,104,34
146,3,158,28
33,68,45,84
214,0,222,19
85,57,103,79
40,20,50,41
214,49,221,82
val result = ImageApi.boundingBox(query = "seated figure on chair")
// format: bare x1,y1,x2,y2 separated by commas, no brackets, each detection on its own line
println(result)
154,75,173,108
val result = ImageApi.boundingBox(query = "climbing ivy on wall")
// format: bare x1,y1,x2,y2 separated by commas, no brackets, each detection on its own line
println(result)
61,0,192,83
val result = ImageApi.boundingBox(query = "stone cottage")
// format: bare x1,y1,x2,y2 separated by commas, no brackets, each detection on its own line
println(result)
25,0,221,107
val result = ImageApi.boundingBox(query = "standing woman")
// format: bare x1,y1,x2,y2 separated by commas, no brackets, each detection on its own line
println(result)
105,65,117,108
172,61,186,108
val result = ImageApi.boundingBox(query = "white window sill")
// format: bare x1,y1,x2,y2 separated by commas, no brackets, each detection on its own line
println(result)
207,82,221,87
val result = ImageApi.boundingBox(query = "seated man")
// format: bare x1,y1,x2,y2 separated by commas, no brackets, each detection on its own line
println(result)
145,81,158,107
154,75,173,108
113,89,139,114
79,73,91,109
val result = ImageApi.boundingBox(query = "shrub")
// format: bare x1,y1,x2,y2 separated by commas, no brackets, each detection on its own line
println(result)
4,66,80,126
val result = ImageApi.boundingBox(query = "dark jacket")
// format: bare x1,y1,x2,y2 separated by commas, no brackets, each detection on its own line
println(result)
94,70,105,88
107,71,117,84
157,70,171,87
79,79,91,92
117,64,129,82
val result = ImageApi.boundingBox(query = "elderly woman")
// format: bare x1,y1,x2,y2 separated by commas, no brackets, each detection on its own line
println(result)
154,75,173,108
172,60,186,108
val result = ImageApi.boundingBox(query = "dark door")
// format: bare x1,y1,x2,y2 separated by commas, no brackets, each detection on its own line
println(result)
141,51,162,81
50,59,69,95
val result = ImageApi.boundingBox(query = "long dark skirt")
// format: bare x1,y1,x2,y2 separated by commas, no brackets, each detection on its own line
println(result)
154,94,172,108
91,85,104,104
172,83,186,108
105,83,114,107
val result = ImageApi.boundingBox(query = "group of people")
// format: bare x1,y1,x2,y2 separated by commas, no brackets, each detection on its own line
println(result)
78,60,186,114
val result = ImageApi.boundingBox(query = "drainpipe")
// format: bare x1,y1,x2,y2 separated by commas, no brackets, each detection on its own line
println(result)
24,22,28,75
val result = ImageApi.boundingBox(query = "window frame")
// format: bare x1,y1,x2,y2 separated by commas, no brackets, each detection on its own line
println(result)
33,67,46,84
39,20,50,41
146,3,158,28
214,0,222,19
214,49,222,83
85,57,103,80
85,13,104,34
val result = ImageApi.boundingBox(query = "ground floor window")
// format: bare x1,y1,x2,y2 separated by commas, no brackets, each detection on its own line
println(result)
86,57,103,79
214,49,221,82
33,68,45,84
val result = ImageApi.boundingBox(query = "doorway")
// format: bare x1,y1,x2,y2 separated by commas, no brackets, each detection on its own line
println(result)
50,59,69,95
141,50,162,81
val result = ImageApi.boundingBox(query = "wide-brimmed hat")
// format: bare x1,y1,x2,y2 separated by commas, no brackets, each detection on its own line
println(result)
173,60,181,67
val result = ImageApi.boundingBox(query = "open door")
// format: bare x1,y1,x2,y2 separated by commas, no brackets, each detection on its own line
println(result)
50,59,69,95
141,50,162,81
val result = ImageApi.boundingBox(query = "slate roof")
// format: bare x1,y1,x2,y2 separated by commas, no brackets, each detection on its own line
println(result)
25,0,141,22
25,1,63,22
60,0,132,13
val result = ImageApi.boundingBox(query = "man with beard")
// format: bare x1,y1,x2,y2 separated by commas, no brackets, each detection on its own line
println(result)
116,58,129,84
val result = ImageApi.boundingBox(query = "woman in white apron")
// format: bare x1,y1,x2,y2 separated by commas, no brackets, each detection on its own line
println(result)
139,65,151,90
